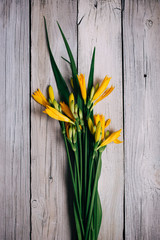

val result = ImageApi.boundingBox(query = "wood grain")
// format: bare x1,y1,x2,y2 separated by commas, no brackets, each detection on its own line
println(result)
0,0,30,239
123,0,160,239
78,0,124,239
31,0,77,239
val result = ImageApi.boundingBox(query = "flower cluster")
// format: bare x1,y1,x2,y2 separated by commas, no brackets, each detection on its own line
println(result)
32,73,122,151
32,17,122,240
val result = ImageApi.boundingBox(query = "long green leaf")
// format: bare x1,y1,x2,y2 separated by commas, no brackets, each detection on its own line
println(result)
87,47,96,96
57,22,83,109
44,17,70,104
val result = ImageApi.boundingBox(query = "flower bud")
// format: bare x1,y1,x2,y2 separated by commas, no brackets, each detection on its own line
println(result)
72,127,77,144
69,126,73,141
95,83,99,92
88,118,93,133
74,104,78,114
70,100,74,114
105,130,110,138
79,108,83,120
89,86,95,100
70,78,74,89
95,121,102,142
52,99,59,110
92,126,96,135
48,85,54,102
69,93,74,108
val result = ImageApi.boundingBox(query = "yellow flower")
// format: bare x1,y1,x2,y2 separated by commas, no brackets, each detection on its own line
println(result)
32,89,49,107
48,85,54,102
92,75,111,101
100,129,122,147
60,102,75,121
43,105,74,124
77,74,87,104
105,119,111,128
93,86,115,107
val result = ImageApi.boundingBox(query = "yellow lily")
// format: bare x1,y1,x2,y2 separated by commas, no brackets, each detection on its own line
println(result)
100,129,122,147
60,102,75,121
43,105,74,124
92,75,111,101
93,86,115,107
77,74,87,104
32,89,49,107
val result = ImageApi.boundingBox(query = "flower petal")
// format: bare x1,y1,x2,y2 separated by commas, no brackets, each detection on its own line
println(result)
93,86,115,107
100,129,122,147
43,105,74,124
92,75,111,101
60,102,75,121
32,89,49,107
77,74,87,103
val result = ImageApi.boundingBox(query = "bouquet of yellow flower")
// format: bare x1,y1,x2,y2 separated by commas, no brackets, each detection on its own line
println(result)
32,17,122,240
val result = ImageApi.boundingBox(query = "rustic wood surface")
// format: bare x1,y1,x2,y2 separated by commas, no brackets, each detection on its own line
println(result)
1,0,160,239
124,0,160,239
0,0,30,239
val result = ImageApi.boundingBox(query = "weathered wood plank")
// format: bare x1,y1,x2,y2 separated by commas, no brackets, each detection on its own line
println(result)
78,1,123,239
124,1,160,239
0,0,30,239
31,0,77,239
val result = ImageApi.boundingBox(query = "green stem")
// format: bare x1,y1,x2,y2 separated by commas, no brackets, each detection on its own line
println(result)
85,151,96,218
85,152,102,240
74,148,82,208
84,127,88,200
63,134,84,235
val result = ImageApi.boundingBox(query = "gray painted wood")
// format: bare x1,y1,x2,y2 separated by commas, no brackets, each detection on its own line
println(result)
124,1,160,239
78,0,124,239
31,0,77,239
0,0,30,239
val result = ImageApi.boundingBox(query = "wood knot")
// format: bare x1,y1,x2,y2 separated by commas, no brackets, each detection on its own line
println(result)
145,19,153,29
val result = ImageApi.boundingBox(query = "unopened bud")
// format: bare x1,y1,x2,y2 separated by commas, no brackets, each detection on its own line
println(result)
70,100,74,114
69,93,74,108
48,85,54,102
105,130,110,138
79,108,83,120
95,121,102,142
89,86,95,100
69,126,73,141
74,104,78,114
70,78,74,88
52,99,59,110
88,118,93,133
92,126,96,135
72,127,77,144
95,83,99,92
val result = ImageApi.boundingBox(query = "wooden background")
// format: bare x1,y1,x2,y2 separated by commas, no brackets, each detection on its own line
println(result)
0,0,160,239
